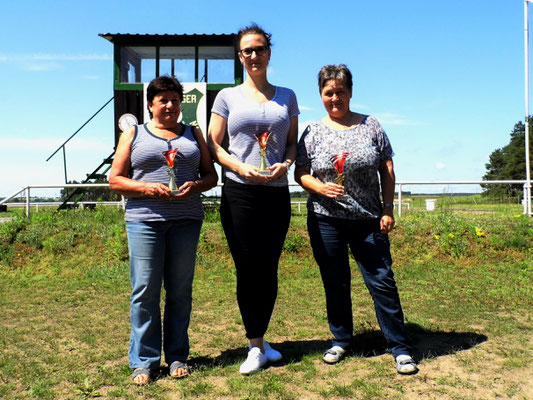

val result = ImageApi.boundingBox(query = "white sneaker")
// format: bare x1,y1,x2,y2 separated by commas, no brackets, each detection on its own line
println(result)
239,347,267,375
249,340,282,362
395,355,418,374
322,345,347,364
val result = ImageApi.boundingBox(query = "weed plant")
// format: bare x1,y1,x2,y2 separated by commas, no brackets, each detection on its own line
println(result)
0,206,531,399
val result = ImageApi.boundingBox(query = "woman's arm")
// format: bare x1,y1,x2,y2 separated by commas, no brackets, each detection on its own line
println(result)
109,126,173,199
294,164,344,199
176,127,218,197
378,159,396,234
207,113,269,183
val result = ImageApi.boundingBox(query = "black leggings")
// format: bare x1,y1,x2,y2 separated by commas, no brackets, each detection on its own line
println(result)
220,179,291,339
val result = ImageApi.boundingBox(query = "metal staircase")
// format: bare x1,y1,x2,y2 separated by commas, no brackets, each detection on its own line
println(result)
57,152,115,210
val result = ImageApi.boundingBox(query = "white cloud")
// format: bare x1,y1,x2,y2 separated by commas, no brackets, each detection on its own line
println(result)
31,53,111,61
23,63,62,72
299,105,313,111
352,103,369,110
0,53,111,62
0,53,111,73
0,137,63,151
374,112,428,126
0,137,110,152
435,162,446,169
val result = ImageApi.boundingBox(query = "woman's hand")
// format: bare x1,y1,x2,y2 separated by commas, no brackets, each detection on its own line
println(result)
237,163,270,183
174,181,196,199
142,182,174,200
319,182,345,199
267,162,289,180
380,209,395,234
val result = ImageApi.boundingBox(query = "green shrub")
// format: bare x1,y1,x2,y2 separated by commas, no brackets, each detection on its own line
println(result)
283,231,306,252
42,232,74,254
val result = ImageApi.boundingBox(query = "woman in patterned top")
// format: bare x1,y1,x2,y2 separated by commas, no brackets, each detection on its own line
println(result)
208,24,299,375
294,64,417,375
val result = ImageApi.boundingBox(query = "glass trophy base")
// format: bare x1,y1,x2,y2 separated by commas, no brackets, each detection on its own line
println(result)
171,189,180,195
258,170,272,176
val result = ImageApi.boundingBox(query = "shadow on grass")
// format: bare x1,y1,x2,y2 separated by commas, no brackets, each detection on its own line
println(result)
188,323,487,369
407,323,488,361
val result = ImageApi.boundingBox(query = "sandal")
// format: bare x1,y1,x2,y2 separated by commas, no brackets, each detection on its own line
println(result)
131,368,152,385
322,345,347,364
170,361,191,379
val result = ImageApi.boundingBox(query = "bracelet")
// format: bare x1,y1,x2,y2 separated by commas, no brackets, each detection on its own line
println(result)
383,202,394,209
284,160,291,170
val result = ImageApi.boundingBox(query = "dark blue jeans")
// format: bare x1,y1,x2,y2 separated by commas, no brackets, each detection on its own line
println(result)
307,211,411,357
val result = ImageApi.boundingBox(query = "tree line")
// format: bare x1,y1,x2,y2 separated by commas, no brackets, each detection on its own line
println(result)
482,119,533,199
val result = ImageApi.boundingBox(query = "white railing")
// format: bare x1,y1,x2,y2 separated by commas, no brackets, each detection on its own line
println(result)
0,180,530,218
395,180,529,217
0,184,111,217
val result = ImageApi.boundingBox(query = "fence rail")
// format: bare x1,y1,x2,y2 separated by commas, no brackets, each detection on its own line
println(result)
0,181,530,218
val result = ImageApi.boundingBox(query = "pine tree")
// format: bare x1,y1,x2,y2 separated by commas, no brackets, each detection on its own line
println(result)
482,120,533,199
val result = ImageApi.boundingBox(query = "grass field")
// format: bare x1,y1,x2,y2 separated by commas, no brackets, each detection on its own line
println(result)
0,204,531,399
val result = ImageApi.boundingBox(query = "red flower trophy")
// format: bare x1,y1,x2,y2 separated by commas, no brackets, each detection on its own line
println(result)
255,131,272,175
162,148,180,194
331,152,349,201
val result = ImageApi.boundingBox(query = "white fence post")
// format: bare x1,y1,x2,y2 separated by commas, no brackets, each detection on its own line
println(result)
398,184,403,217
25,188,31,218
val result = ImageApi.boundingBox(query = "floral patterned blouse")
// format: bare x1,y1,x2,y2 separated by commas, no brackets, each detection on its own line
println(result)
295,115,394,220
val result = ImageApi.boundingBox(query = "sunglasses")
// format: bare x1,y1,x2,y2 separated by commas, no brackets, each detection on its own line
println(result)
239,46,268,57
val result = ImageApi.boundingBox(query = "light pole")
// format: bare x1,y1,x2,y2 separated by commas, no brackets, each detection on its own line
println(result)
525,0,532,216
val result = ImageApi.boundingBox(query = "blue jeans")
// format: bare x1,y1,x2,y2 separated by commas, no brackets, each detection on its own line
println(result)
307,212,411,357
126,219,202,369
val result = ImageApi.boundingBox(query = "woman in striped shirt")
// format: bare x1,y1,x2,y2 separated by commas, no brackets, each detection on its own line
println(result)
110,75,217,385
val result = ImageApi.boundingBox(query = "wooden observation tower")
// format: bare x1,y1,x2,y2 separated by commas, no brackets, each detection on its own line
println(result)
99,33,243,144
54,33,242,209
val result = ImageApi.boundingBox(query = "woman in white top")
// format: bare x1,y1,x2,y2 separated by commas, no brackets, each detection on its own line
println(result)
208,23,299,375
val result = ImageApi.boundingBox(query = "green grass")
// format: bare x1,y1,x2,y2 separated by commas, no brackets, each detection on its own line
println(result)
0,205,531,399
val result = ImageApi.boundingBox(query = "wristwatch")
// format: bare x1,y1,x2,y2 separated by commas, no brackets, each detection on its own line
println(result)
383,203,394,209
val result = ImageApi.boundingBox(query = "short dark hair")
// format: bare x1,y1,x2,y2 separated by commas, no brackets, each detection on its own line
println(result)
146,75,184,118
147,75,184,103
318,64,353,94
236,23,272,50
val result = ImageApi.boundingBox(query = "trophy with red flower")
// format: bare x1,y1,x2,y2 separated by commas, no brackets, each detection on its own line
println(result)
331,152,349,200
255,131,272,175
162,148,180,194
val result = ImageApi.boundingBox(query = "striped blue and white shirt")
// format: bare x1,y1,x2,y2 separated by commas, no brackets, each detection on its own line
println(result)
125,123,204,222
211,85,299,187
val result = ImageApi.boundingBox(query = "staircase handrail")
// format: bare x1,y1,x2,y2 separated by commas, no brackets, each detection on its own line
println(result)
46,96,114,162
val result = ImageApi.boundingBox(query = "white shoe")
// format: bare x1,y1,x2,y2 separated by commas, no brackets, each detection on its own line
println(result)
395,355,418,374
239,347,267,375
322,345,347,364
249,340,282,362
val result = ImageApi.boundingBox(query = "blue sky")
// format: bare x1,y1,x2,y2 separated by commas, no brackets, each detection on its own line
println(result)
0,0,529,197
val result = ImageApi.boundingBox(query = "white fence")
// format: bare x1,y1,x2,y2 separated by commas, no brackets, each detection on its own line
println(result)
0,180,530,218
